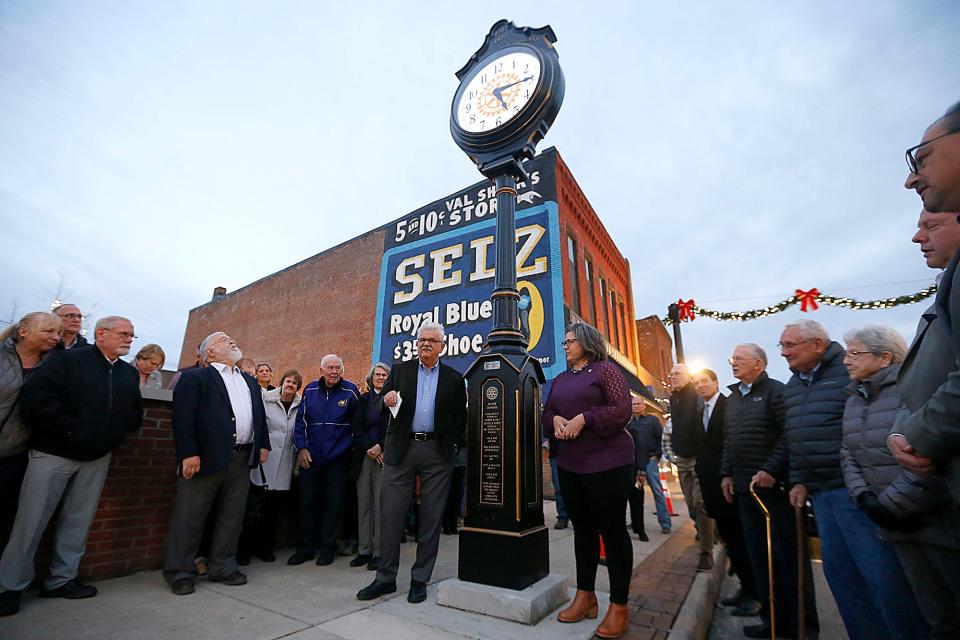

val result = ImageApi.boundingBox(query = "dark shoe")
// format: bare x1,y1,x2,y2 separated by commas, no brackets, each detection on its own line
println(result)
237,553,251,566
207,571,247,586
722,589,747,607
350,554,373,567
554,518,569,530
316,555,334,566
637,530,649,542
0,590,22,616
408,580,427,604
366,556,381,571
38,579,97,599
557,589,598,622
170,579,195,596
731,599,762,617
357,579,397,601
287,552,314,566
696,552,713,572
257,551,276,563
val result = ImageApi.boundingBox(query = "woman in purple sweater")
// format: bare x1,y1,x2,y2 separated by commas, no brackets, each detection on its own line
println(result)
543,322,633,639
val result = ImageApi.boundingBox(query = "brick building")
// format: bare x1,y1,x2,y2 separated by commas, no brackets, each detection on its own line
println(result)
178,148,652,394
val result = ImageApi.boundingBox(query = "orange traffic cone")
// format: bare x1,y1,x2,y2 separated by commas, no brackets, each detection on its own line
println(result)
599,535,607,565
661,467,679,517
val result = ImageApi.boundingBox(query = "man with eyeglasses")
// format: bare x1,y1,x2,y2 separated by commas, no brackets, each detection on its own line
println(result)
720,343,818,639
288,354,359,567
357,322,466,605
53,303,88,351
0,316,142,616
892,101,960,509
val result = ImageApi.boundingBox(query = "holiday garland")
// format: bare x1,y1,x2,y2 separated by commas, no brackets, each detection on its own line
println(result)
663,284,937,324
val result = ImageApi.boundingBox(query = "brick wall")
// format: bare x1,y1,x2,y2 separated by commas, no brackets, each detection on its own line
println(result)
0,388,298,582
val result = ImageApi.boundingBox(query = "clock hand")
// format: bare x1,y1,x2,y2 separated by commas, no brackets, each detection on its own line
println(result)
493,75,535,94
491,87,508,110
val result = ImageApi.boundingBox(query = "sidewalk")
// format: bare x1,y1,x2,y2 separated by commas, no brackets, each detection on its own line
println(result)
3,498,703,640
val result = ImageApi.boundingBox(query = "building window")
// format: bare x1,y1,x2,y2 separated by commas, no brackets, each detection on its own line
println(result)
618,299,628,354
599,276,611,339
609,289,621,350
584,257,597,325
567,235,581,316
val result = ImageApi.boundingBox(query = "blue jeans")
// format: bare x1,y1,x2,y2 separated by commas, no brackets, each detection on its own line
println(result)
644,459,672,530
549,457,567,520
812,488,929,640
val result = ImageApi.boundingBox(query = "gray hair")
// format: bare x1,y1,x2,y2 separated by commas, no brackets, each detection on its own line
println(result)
365,361,391,389
417,321,445,341
671,363,690,375
198,331,227,364
843,325,908,364
95,316,130,332
736,343,768,367
783,319,830,342
565,322,608,363
940,100,960,133
320,354,344,368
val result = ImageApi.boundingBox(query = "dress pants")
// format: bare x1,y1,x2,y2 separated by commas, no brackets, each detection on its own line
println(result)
698,468,755,599
894,540,960,639
163,449,251,583
376,439,451,584
0,450,111,591
356,456,382,557
675,456,714,553
558,464,633,604
812,488,928,640
738,487,819,636
296,454,349,560
443,464,466,531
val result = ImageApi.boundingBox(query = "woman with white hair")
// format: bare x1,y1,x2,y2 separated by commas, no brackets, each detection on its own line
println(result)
840,324,942,639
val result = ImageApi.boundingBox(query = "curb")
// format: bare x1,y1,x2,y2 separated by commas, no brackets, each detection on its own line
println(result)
668,544,727,640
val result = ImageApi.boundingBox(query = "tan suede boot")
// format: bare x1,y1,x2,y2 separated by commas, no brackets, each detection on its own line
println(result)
556,589,598,622
595,602,630,639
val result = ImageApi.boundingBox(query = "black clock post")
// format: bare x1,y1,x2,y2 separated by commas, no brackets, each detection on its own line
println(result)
448,20,564,592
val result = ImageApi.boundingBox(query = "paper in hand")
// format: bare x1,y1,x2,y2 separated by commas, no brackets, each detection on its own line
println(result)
389,392,402,418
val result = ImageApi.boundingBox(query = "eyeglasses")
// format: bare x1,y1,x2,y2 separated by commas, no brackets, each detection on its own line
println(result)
844,349,877,358
560,339,579,347
416,338,442,345
728,356,758,364
906,128,960,174
104,329,136,340
778,338,813,350
57,313,82,320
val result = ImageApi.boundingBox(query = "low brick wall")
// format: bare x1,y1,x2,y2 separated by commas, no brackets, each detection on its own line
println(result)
0,388,297,583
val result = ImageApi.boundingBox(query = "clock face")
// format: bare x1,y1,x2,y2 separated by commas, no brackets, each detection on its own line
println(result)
455,50,541,134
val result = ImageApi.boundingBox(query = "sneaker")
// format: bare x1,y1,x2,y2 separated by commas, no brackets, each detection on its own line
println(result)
207,571,247,586
0,590,21,616
696,552,713,572
554,518,569,530
38,579,98,600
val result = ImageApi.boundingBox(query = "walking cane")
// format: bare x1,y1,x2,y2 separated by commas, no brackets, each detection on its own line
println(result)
749,479,776,640
795,504,806,640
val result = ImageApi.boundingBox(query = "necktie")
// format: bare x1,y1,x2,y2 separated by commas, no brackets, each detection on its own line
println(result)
703,402,711,432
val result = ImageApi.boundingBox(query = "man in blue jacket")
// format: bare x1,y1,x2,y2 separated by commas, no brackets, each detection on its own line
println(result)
288,354,359,566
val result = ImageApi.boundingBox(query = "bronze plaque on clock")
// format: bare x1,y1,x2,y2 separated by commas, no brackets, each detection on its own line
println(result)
479,379,504,505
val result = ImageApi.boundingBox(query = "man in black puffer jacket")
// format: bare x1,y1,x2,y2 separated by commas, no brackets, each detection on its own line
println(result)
721,343,818,639
780,319,861,640
0,316,142,617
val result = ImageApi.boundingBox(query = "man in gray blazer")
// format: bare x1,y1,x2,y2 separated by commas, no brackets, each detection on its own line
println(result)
891,101,960,501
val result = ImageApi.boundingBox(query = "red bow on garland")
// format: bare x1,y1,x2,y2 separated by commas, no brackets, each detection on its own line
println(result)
795,288,820,312
677,299,696,321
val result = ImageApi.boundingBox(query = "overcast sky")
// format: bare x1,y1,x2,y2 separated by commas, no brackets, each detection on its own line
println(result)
2,1,958,388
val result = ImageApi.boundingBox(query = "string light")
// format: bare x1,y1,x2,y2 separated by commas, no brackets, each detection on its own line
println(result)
663,284,937,324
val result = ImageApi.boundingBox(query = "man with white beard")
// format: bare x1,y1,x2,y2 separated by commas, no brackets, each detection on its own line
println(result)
163,332,269,596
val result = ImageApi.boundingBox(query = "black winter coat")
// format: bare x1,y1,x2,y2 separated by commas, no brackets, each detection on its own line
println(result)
669,382,703,458
627,415,662,473
783,341,849,494
21,346,142,460
720,372,788,492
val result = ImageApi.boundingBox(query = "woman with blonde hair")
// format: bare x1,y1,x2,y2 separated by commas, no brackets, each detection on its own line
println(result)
133,343,166,389
0,312,62,501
